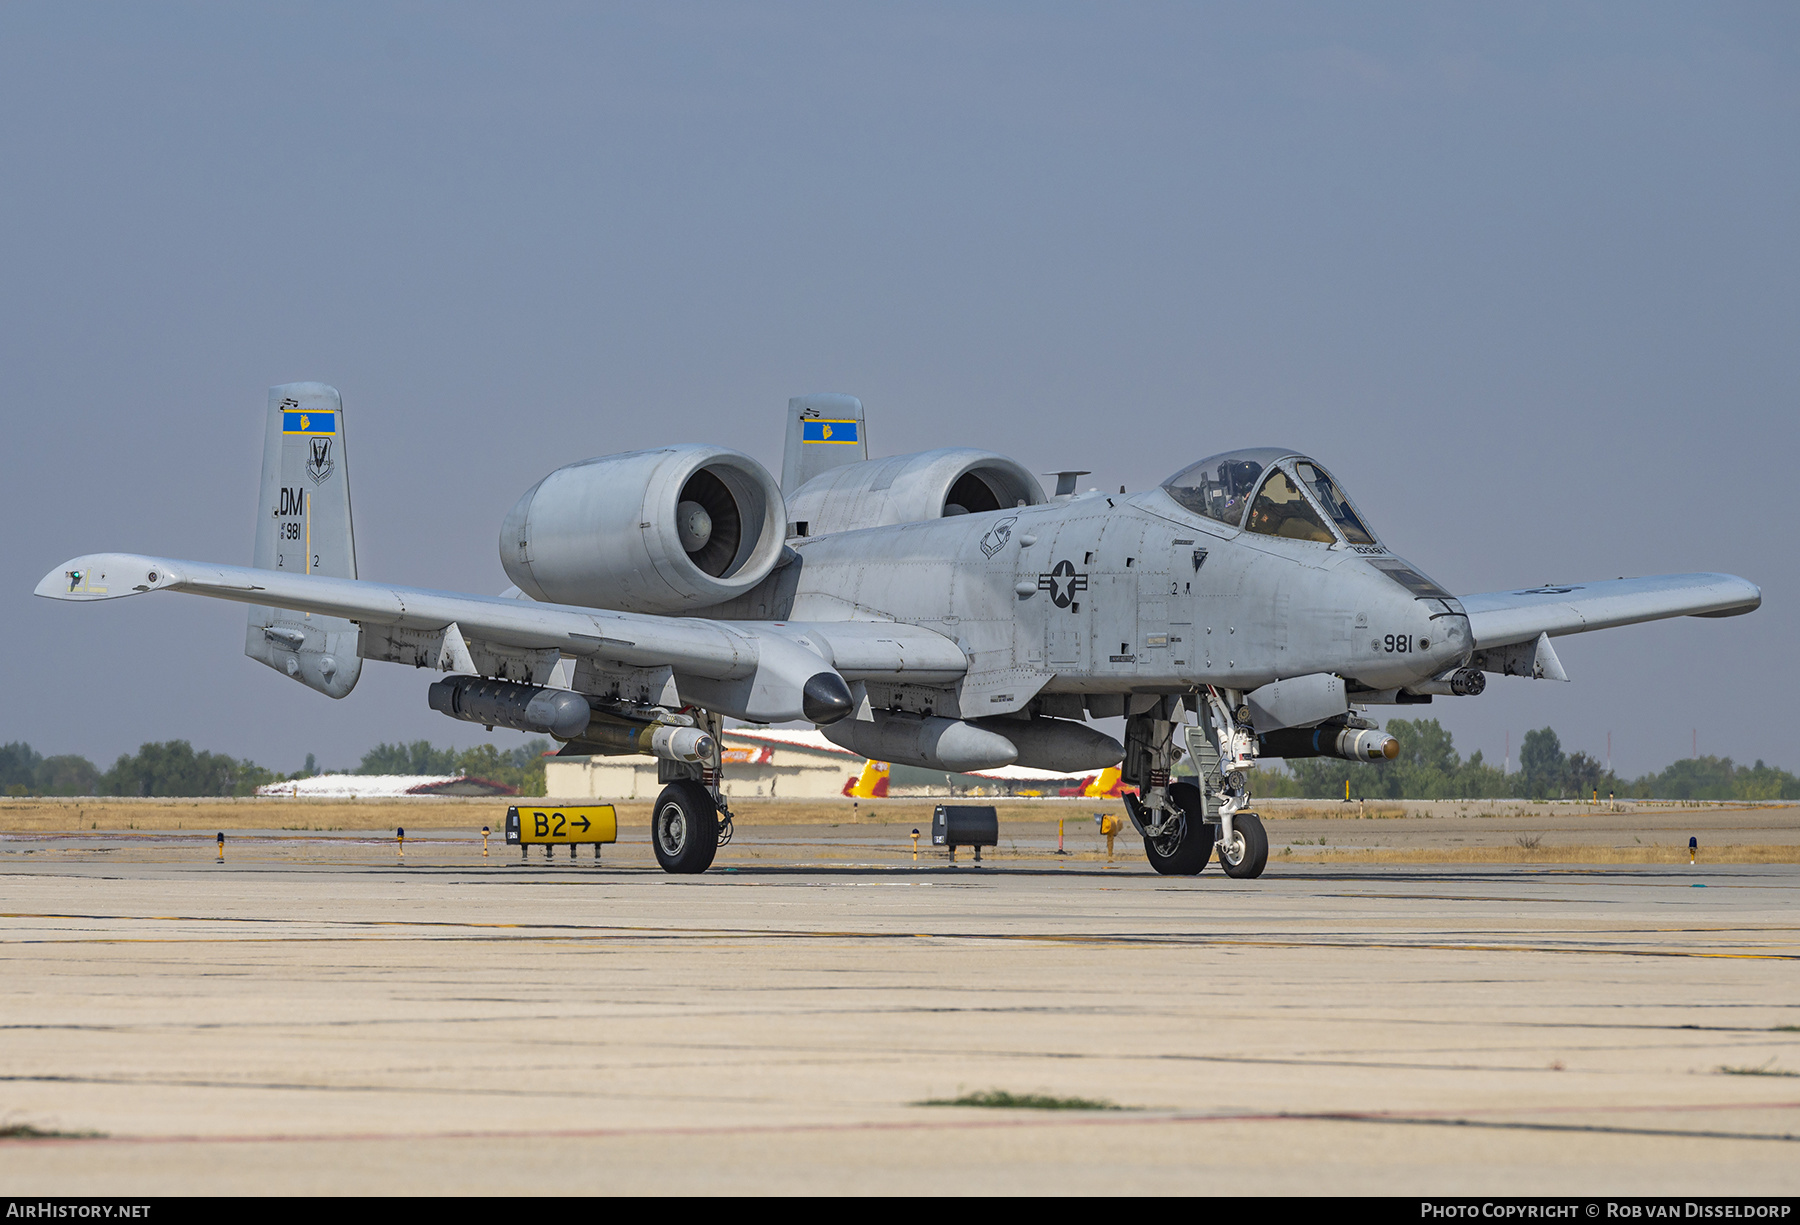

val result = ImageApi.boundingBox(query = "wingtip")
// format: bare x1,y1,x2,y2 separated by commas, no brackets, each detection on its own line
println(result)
1691,574,1761,618
34,554,178,601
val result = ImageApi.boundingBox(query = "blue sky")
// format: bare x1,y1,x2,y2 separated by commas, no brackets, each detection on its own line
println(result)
4,3,1795,776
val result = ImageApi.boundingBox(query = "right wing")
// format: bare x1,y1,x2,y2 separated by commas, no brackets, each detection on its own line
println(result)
35,553,967,723
1459,572,1760,651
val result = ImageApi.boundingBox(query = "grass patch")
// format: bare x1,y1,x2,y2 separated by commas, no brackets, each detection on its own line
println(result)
0,1122,103,1140
1718,1061,1799,1078
1773,1025,1800,1032
917,1089,1126,1111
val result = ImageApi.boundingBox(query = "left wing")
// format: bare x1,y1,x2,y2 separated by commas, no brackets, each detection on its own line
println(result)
1459,572,1760,651
36,552,967,724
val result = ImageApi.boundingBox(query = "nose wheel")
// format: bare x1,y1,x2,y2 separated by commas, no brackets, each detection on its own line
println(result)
1216,811,1268,879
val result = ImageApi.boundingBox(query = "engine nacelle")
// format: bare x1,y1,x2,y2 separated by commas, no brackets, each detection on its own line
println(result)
784,447,1046,538
501,445,786,613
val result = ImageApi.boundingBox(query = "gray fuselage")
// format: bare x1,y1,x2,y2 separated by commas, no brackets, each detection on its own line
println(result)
703,486,1466,708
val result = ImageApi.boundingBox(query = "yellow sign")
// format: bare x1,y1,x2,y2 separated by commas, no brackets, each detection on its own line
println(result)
506,805,618,845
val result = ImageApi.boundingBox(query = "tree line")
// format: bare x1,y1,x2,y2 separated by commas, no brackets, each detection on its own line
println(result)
4,722,1795,802
1260,720,1800,802
0,738,554,798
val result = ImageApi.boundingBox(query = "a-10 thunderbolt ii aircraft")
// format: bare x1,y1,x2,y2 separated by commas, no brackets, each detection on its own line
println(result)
38,384,1761,877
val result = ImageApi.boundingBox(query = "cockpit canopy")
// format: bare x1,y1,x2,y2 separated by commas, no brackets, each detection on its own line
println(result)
1161,449,1377,546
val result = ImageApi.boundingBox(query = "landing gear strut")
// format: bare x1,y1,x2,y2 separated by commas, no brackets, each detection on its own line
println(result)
1199,687,1267,880
1124,691,1269,879
650,708,731,874
1124,696,1215,876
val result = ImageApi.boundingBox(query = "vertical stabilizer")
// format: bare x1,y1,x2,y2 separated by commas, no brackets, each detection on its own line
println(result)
244,383,363,698
781,393,866,496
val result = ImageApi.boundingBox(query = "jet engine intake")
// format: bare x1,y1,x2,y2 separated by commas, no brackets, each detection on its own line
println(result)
501,445,786,613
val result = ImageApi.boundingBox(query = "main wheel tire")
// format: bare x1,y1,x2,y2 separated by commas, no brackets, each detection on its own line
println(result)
651,781,720,874
1143,781,1216,876
1217,810,1269,879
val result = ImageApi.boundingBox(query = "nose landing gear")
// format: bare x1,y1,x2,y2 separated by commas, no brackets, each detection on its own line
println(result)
1215,810,1268,879
1124,691,1270,879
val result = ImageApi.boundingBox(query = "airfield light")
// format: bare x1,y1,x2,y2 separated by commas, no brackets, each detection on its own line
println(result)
216,832,224,864
482,825,491,857
396,827,405,863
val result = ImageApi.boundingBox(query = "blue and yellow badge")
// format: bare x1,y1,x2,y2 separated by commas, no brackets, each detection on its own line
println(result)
801,419,859,444
282,411,338,434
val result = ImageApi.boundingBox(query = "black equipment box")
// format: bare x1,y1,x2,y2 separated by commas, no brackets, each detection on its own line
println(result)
932,805,998,849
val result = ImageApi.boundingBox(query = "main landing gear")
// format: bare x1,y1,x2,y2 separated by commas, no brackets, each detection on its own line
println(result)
650,708,734,874
1139,780,1216,875
1122,691,1269,879
652,779,719,873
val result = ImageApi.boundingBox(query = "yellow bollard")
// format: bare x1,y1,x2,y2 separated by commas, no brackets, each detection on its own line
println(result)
1056,816,1068,855
481,826,491,858
216,831,224,864
911,828,919,862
